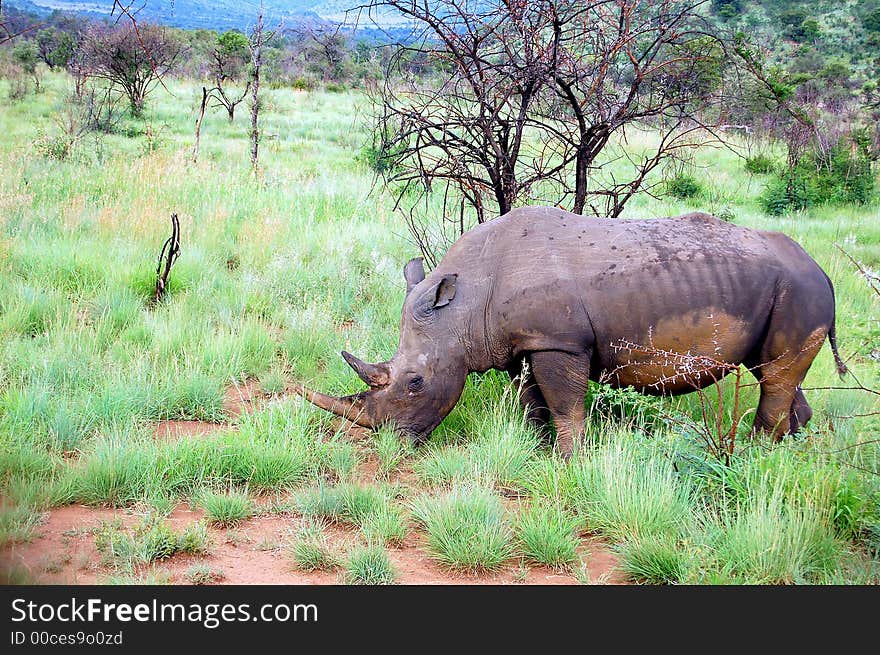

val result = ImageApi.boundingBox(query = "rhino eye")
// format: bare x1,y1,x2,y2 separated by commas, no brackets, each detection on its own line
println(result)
407,376,424,393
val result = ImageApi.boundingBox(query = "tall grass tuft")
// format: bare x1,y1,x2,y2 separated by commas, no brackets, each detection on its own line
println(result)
707,473,840,584
568,434,692,542
411,483,513,572
290,519,339,572
343,543,396,585
195,488,254,528
515,503,582,569
619,536,689,584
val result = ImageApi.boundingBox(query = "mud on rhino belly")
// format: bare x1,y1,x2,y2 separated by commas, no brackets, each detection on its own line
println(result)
599,311,752,395
604,362,738,395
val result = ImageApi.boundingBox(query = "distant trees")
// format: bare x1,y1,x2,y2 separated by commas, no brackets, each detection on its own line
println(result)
732,32,877,214
11,39,41,92
36,28,75,70
79,23,182,116
298,26,351,83
211,30,250,121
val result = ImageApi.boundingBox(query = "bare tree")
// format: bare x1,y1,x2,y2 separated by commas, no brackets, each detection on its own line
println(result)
249,8,265,170
0,1,40,45
296,23,351,83
540,1,728,216
366,0,735,262
211,30,251,122
192,85,213,162
79,22,182,116
247,4,280,171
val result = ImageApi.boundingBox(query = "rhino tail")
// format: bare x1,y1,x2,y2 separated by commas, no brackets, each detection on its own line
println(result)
823,270,848,379
828,320,848,379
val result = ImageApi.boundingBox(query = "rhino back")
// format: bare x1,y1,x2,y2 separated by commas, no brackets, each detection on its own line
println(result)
437,206,830,378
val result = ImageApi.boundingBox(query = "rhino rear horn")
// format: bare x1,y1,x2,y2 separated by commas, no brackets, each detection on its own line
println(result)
342,351,391,388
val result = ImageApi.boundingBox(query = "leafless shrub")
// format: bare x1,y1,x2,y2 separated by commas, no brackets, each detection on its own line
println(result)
79,22,182,116
608,338,752,464
365,0,737,263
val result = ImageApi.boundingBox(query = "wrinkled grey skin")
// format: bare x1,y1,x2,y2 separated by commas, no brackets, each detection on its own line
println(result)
296,206,846,456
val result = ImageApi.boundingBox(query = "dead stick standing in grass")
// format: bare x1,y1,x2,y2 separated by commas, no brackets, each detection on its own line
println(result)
155,214,181,304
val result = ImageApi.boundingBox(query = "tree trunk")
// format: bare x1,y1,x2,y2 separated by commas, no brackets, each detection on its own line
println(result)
193,86,210,162
250,7,264,171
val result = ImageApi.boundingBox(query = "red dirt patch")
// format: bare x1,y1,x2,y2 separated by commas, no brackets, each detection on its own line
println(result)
152,380,271,440
154,420,227,439
1,504,627,586
224,379,265,419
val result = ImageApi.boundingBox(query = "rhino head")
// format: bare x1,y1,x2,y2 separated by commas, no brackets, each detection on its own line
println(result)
295,258,468,443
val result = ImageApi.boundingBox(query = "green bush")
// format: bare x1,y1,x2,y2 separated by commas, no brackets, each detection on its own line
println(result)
761,140,876,215
666,174,703,199
760,177,812,216
744,154,776,175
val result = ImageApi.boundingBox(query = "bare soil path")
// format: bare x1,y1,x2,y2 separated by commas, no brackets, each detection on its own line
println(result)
1,504,626,586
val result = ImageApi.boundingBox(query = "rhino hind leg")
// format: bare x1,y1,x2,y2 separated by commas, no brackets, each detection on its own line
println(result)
507,359,552,440
788,387,813,434
752,327,826,442
529,350,592,458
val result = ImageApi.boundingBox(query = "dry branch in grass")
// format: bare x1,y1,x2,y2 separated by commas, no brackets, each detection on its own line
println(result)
607,337,754,463
154,214,181,304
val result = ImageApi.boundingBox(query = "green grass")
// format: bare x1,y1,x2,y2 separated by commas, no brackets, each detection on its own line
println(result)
412,383,543,490
176,521,212,555
0,504,45,547
411,483,514,572
0,70,877,584
568,434,694,542
289,519,340,572
343,543,397,585
619,536,689,585
294,481,388,527
515,503,582,569
194,488,254,528
185,564,225,585
705,474,841,584
320,439,362,481
361,502,410,548
94,516,187,569
373,427,411,476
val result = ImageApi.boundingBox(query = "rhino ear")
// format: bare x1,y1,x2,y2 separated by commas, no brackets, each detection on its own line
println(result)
431,274,457,309
403,257,426,295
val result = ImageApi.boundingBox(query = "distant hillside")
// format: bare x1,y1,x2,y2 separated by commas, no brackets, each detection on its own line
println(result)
7,1,367,30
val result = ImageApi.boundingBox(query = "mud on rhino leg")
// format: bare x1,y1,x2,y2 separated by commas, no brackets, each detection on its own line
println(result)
529,350,591,458
507,358,552,440
752,328,825,442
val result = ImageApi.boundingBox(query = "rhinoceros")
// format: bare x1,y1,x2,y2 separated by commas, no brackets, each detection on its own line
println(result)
295,206,846,456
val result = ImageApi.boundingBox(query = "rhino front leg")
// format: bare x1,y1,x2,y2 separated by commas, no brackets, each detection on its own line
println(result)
507,358,552,441
529,350,592,458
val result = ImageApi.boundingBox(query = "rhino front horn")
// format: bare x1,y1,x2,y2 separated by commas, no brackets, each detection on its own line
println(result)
292,384,375,429
341,351,391,388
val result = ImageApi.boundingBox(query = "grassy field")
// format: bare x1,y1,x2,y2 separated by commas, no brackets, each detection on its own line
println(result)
0,71,879,584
